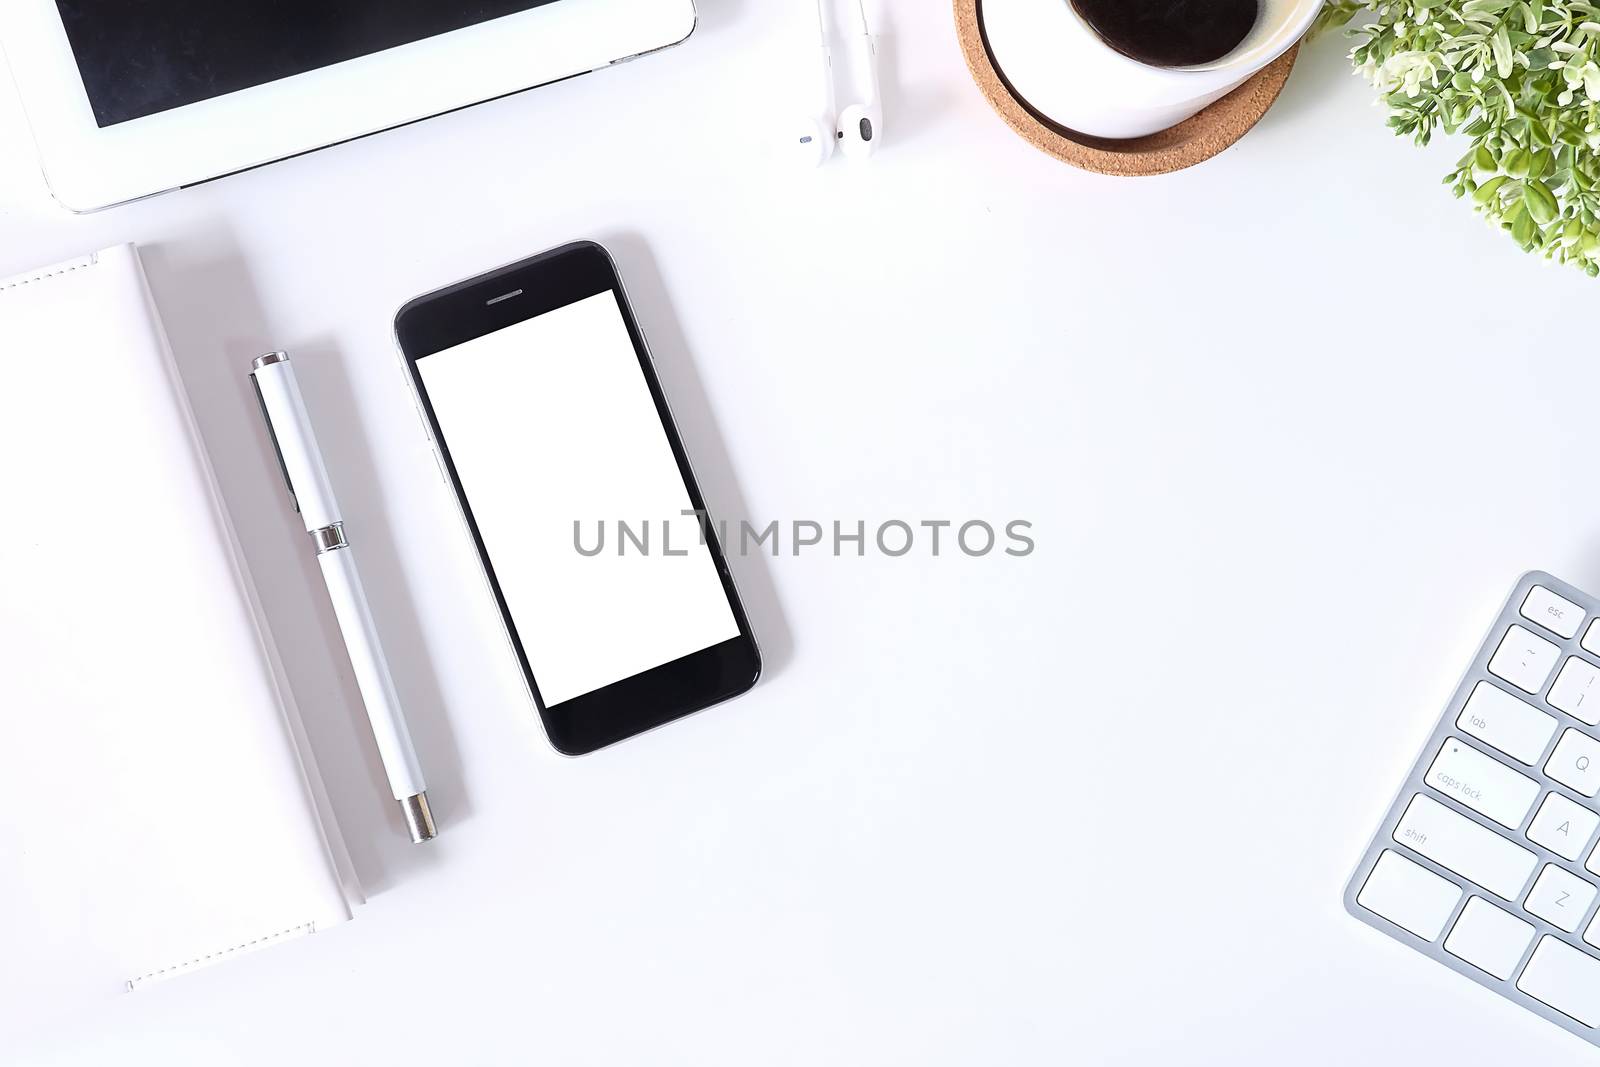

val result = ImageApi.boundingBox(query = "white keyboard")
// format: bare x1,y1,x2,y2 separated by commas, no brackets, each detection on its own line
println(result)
1347,572,1600,1045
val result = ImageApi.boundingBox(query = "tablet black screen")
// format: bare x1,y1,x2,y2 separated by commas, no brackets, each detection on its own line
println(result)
54,1,560,127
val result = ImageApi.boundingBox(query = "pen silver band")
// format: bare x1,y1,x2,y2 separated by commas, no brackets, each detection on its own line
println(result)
310,523,348,554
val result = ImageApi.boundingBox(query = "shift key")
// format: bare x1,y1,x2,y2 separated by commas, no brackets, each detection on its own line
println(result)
1393,794,1537,901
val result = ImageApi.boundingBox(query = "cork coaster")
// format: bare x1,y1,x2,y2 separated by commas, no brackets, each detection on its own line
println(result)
955,0,1299,176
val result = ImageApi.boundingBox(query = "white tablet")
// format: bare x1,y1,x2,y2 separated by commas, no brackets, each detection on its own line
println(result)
0,0,696,212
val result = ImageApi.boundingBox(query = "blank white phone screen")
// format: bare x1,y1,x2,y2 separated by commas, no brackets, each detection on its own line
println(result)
417,291,739,707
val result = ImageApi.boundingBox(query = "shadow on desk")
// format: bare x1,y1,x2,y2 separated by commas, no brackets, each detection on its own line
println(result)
142,227,462,898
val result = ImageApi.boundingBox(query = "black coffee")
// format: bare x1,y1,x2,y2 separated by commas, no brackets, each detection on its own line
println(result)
1071,0,1261,68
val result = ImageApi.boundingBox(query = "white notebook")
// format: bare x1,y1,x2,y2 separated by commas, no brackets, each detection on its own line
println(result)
0,246,360,1032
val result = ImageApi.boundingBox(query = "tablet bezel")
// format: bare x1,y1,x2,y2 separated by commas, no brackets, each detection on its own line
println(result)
0,0,695,212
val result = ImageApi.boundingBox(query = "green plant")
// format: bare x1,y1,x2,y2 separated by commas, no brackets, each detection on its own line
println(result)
1321,0,1600,274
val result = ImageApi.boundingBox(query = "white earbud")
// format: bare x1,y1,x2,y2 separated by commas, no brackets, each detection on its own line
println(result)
836,0,882,159
796,0,836,167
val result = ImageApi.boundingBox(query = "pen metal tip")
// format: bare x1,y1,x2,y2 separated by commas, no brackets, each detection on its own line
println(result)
251,351,290,372
400,792,437,843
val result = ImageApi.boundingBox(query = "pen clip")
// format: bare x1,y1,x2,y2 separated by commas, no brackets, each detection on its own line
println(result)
249,370,301,514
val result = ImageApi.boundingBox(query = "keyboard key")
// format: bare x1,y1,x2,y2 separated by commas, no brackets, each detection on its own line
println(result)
1547,729,1600,797
1584,619,1600,659
1549,657,1600,726
1393,794,1538,901
1356,850,1461,941
1528,793,1600,861
1444,897,1534,980
1584,908,1600,951
1518,936,1600,1026
1457,682,1558,765
1522,586,1586,638
1525,865,1598,932
1425,739,1540,829
1586,839,1600,881
1489,625,1561,694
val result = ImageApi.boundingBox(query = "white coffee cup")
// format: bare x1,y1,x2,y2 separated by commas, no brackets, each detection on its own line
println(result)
981,0,1324,139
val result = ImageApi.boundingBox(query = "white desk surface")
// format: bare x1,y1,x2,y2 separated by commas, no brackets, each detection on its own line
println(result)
4,4,1600,1064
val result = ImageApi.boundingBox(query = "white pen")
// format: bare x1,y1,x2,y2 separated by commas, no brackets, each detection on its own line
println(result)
249,352,437,843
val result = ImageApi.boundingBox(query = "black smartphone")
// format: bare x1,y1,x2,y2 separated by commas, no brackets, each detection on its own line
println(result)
395,242,760,755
